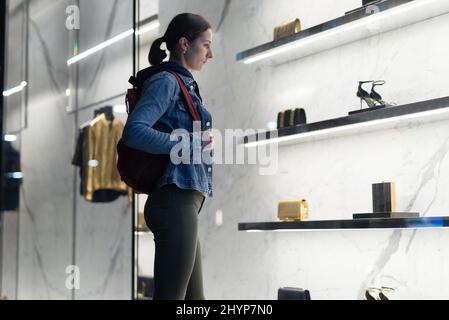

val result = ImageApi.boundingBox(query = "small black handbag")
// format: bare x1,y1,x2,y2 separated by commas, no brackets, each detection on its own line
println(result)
277,287,311,300
277,108,306,129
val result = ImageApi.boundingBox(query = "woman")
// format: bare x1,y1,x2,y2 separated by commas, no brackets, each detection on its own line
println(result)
122,13,214,300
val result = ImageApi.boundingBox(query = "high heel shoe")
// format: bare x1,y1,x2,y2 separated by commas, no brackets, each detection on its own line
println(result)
378,286,395,300
370,80,386,107
357,81,378,109
370,80,397,107
364,286,395,300
364,287,380,300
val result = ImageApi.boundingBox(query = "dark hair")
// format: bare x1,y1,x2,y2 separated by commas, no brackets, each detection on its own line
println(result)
148,13,211,66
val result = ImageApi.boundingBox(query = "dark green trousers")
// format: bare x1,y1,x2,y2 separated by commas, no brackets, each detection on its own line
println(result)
144,183,206,300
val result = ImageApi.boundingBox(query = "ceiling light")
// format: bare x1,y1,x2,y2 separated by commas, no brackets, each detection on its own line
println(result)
67,29,134,65
5,172,23,179
67,18,160,65
4,134,17,142
113,105,127,113
3,81,27,97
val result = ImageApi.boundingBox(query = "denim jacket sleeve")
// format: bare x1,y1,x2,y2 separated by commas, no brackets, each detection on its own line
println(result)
122,72,179,155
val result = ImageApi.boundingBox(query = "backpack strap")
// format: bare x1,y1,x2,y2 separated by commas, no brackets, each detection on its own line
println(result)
128,75,139,87
166,70,201,122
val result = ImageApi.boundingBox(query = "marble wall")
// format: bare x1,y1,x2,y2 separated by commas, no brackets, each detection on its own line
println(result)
13,0,74,300
159,0,449,299
73,0,134,300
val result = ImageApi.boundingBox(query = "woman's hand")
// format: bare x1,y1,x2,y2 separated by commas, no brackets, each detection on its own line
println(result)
202,129,214,152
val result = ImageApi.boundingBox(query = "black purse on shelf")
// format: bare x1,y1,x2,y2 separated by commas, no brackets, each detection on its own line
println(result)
277,108,307,129
277,287,311,300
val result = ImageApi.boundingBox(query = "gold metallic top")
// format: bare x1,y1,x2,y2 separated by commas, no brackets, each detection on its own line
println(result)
83,114,132,202
273,18,301,41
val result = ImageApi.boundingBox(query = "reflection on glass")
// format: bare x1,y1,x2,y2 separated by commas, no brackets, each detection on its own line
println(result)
1,141,22,211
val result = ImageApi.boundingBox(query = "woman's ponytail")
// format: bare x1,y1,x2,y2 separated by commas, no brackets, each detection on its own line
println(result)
148,37,167,66
147,14,211,66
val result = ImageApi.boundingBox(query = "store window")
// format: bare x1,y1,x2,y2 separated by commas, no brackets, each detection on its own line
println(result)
1,0,159,300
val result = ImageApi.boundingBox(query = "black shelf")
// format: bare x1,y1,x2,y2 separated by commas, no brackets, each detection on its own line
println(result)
243,95,449,145
238,216,449,231
236,0,415,63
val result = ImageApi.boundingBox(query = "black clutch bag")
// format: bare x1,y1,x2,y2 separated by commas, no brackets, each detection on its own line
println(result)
277,108,306,129
278,287,311,300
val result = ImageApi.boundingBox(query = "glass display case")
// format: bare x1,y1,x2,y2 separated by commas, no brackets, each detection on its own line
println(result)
0,0,158,300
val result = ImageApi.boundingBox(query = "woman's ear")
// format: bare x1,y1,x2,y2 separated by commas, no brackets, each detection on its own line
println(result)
178,37,189,54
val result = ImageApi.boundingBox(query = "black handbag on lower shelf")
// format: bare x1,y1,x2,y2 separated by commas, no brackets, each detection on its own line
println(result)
277,287,311,300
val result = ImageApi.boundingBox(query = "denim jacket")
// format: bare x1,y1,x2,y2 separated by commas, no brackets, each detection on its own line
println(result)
121,62,213,197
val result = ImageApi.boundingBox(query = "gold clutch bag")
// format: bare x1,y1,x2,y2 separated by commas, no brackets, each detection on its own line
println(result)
278,199,309,221
273,18,301,41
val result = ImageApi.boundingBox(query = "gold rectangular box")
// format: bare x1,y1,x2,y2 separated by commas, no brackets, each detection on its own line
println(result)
278,199,309,221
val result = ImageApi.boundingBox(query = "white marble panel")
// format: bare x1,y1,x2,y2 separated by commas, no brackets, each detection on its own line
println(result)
73,105,132,300
15,0,73,300
76,0,133,109
1,0,133,300
140,0,158,21
1,211,19,299
74,195,132,300
160,0,449,299
4,0,26,134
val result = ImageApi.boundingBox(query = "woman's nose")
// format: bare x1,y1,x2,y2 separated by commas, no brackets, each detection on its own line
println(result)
208,49,213,59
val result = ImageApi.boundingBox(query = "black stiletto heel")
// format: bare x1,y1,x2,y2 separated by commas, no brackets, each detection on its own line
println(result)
370,80,386,106
364,287,380,300
378,286,395,300
350,80,396,115
357,81,377,109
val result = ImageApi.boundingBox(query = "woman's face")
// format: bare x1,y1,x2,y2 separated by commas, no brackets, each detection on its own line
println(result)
184,28,213,71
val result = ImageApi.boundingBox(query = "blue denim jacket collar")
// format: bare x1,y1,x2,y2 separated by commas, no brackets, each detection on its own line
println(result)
135,61,202,101
161,61,193,79
163,62,203,102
